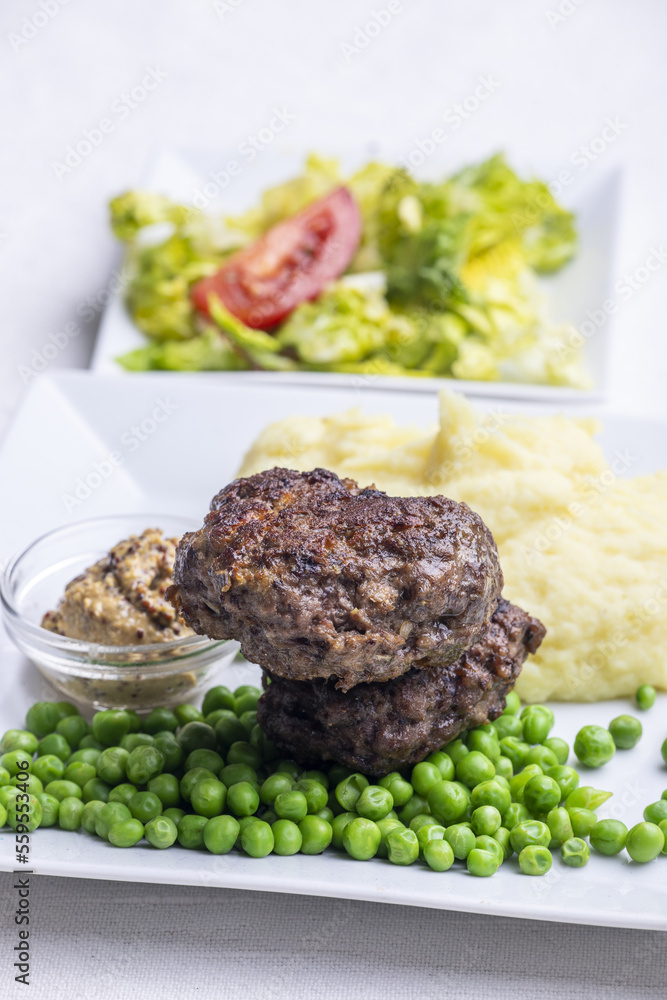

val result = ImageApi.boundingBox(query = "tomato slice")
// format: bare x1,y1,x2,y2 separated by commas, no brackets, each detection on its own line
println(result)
191,186,361,329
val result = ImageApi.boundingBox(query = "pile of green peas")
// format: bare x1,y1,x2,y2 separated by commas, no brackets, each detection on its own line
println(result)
1,684,666,877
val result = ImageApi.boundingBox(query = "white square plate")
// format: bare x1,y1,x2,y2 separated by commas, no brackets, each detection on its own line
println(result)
90,147,622,402
1,372,665,930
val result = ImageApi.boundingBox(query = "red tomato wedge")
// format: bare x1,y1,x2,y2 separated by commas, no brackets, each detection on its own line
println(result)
191,186,362,329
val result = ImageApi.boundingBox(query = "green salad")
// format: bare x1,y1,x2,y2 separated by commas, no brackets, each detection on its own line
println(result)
110,153,587,387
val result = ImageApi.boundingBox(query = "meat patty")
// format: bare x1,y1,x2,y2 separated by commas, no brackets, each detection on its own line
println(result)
256,599,546,777
169,467,504,690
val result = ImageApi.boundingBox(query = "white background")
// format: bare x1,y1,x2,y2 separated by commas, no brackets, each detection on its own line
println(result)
1,0,667,997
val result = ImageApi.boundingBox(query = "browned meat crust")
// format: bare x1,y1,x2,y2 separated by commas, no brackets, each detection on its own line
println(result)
169,467,504,691
255,598,546,777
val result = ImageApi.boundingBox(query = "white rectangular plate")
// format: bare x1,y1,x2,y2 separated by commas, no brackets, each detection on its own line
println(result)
1,372,665,930
90,146,622,402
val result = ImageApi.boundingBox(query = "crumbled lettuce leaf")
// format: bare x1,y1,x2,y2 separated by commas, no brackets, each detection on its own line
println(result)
117,326,249,372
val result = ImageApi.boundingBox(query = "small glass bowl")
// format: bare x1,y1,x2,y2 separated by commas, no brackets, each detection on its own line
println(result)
0,513,239,712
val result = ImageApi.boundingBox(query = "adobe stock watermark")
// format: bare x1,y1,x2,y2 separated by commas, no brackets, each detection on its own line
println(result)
399,76,502,171
340,1,404,63
191,107,297,209
545,0,589,30
18,267,130,385
7,0,73,53
51,67,168,181
212,0,246,16
61,397,178,513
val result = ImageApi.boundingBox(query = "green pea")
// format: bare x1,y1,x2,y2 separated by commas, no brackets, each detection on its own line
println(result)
180,768,218,802
25,702,61,739
298,816,332,855
589,819,627,855
128,791,163,823
424,751,456,781
442,739,469,765
418,837,452,873
521,707,553,744
227,781,260,817
81,800,105,834
235,691,261,716
540,737,569,765
375,818,404,858
121,733,156,752
274,760,302,780
415,823,446,853
0,786,20,809
568,807,597,839
659,820,667,854
470,779,511,815
635,684,656,711
494,756,514,781
239,711,258,736
173,704,204,726
493,826,513,859
31,755,65,784
274,789,307,822
54,701,79,720
201,814,238,855
0,766,10,786
36,792,60,827
545,765,579,801
456,752,495,789
524,745,559,771
139,707,176,735
519,845,552,875
335,774,369,812
626,822,664,862
379,775,413,808
443,823,476,860
606,715,642,750
492,714,523,740
382,826,417,865
574,726,615,768
175,723,215,759
316,806,334,824
467,848,499,877
291,779,328,815
55,715,89,750
58,796,84,830
661,740,667,767
643,801,667,825
152,733,183,773
91,710,132,747
144,815,178,849
63,761,96,789
546,807,574,843
471,805,501,837
10,773,43,796
219,763,258,789
78,735,104,751
510,820,551,854
214,713,248,749
177,813,208,849
565,786,612,810
96,747,129,786
68,748,102,767
499,737,530,771
108,818,144,847
0,729,39,754
147,774,181,809
508,764,543,804
95,801,131,839
260,772,294,806
238,818,272,857
466,726,500,762
0,750,32,776
524,776,562,814
410,762,442,797
125,746,164,786
331,812,356,850
237,815,260,840
326,763,351,786
8,794,42,831
503,802,531,829
503,691,522,715
163,807,186,825
191,778,227,819
202,685,236,716
561,837,590,867
355,785,393,821
184,749,223,775
427,781,468,824
108,783,138,806
343,817,381,860
268,818,301,856
44,779,82,802
82,778,111,803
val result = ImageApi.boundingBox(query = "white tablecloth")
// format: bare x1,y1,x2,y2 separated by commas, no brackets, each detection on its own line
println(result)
1,0,667,996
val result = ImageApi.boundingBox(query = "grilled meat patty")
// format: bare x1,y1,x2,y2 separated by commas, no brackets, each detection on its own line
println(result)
169,467,504,691
256,598,546,777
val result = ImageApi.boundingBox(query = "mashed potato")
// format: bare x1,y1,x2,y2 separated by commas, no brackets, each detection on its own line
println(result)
239,392,667,702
